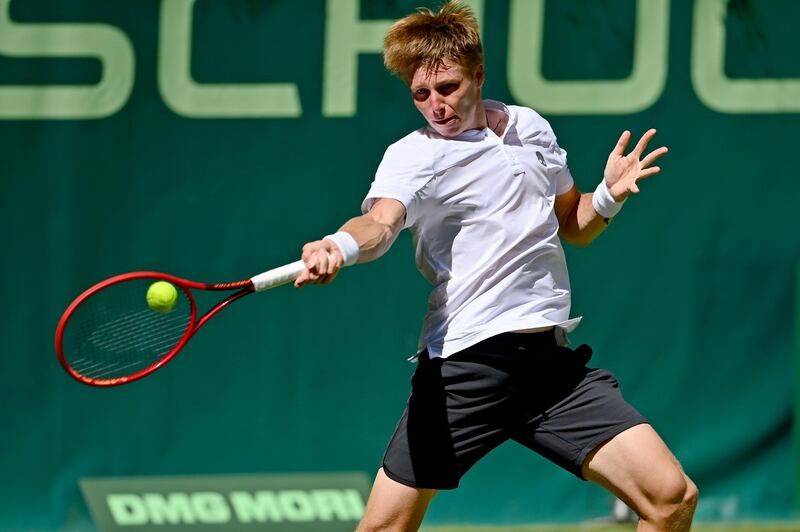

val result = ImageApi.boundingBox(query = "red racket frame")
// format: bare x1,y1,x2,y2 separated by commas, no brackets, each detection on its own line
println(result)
55,271,255,387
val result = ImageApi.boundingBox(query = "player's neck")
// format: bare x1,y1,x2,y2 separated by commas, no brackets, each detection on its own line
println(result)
485,106,509,137
465,99,488,134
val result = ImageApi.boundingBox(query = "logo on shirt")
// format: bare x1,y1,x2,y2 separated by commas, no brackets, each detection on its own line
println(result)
536,151,547,166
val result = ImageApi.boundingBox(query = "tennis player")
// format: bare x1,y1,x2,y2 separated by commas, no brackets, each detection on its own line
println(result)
295,3,697,531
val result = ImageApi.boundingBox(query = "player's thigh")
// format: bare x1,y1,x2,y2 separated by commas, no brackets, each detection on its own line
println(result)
581,423,693,514
358,468,437,532
511,364,647,479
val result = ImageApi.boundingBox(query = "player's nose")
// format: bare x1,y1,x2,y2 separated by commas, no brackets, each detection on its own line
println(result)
431,95,446,117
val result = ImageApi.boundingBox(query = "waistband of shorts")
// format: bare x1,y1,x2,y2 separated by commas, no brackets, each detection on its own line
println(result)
418,329,559,364
473,329,558,351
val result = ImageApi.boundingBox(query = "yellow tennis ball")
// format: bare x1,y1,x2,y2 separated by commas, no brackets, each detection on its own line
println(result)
146,281,178,313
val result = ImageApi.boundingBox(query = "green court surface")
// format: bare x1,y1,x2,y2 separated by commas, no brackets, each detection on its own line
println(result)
425,525,800,532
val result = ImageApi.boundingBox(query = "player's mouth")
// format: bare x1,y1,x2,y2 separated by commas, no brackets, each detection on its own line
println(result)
433,115,458,126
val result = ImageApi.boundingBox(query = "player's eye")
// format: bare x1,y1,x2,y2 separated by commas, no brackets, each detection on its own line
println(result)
438,83,459,95
413,89,430,102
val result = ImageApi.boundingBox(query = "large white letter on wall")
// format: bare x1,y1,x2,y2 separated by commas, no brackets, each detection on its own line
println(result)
159,0,301,118
0,0,134,119
508,0,669,115
692,0,800,113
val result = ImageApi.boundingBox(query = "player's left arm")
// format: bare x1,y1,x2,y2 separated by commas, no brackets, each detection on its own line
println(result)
555,186,606,247
556,128,668,247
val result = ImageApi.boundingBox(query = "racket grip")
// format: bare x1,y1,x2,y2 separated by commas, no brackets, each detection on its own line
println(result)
250,260,306,291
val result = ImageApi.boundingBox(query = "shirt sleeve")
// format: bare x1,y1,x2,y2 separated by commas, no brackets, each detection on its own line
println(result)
537,115,574,196
552,141,575,196
361,137,436,228
512,105,575,196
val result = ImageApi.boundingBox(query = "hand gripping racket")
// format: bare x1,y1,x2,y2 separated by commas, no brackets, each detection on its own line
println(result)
55,260,306,387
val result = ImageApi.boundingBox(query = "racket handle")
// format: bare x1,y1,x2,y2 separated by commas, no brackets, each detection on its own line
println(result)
250,260,306,292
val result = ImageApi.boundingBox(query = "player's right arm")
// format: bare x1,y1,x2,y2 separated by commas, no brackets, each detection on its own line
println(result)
294,198,406,287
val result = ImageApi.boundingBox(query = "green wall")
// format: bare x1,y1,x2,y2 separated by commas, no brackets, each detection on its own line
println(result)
2,0,799,529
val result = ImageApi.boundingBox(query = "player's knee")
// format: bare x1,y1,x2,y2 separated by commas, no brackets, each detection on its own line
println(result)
357,508,417,532
643,472,698,528
684,476,699,511
356,518,410,532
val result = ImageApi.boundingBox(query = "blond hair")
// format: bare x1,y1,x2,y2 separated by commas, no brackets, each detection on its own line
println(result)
383,1,483,85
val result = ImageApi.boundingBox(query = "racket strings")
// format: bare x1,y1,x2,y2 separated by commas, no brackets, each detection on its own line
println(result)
61,279,192,381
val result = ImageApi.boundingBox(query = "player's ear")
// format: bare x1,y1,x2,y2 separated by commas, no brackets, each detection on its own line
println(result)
473,64,485,88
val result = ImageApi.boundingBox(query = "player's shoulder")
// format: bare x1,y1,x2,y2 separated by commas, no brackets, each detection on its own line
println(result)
376,128,439,177
389,127,445,150
505,104,554,133
489,101,558,144
382,128,441,163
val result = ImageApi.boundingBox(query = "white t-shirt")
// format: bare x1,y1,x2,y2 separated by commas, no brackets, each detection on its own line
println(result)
362,100,581,359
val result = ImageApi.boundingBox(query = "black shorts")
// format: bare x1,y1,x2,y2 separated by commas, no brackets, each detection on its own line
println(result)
381,330,648,490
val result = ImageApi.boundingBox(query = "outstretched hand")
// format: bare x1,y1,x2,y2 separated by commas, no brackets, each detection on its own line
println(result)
604,129,668,201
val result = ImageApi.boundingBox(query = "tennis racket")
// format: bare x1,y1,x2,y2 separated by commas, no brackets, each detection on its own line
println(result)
55,260,306,387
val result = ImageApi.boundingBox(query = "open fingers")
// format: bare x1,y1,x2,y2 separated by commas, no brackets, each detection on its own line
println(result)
612,130,631,156
641,146,668,168
623,166,661,197
639,166,661,179
633,128,657,157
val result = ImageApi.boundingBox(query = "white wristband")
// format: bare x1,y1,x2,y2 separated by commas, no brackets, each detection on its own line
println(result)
323,232,360,266
592,180,625,219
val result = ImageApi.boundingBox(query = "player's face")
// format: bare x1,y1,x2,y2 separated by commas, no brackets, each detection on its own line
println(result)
410,60,485,137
